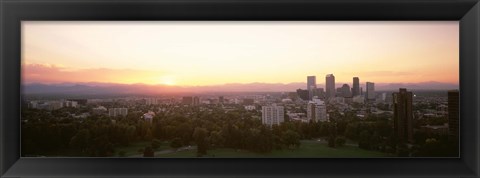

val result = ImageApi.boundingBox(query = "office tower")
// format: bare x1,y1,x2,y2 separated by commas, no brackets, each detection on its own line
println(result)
341,84,352,98
352,77,360,96
262,104,285,126
393,88,413,143
296,89,309,101
366,82,375,101
182,96,193,105
448,90,459,140
307,76,317,100
193,96,200,106
307,98,328,122
325,74,336,99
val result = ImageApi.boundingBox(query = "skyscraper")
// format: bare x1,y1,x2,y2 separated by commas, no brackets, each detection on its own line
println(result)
325,74,336,99
307,76,317,100
341,84,352,98
352,77,360,96
366,82,375,101
448,90,459,140
307,98,328,122
262,104,285,126
393,88,413,143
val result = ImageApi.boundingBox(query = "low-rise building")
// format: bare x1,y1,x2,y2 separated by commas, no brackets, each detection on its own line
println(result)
108,108,128,117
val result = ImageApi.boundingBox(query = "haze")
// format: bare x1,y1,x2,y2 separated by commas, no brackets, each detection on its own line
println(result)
22,21,459,87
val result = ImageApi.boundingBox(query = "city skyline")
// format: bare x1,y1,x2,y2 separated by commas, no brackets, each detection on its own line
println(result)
23,21,459,86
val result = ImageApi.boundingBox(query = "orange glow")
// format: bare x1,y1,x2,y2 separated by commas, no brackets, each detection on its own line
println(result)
22,21,459,86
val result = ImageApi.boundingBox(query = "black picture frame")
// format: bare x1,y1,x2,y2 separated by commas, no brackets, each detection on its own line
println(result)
1,0,479,177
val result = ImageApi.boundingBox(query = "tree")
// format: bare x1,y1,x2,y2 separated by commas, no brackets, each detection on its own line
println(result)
358,130,371,150
328,136,336,148
397,143,409,157
170,137,182,150
118,151,126,157
208,131,224,148
151,139,161,150
143,146,154,157
193,127,209,156
282,130,300,149
69,129,90,154
335,137,346,147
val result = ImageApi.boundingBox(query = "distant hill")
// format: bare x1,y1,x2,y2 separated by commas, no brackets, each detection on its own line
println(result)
23,81,458,95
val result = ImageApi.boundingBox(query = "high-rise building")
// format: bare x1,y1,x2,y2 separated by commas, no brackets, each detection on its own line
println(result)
314,88,325,99
341,84,352,98
448,90,459,140
307,76,317,100
325,74,336,99
352,77,360,96
219,96,224,104
393,88,413,143
262,104,285,126
366,82,375,101
296,89,309,101
307,98,328,122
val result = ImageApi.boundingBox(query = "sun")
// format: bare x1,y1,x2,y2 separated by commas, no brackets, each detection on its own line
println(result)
159,76,176,86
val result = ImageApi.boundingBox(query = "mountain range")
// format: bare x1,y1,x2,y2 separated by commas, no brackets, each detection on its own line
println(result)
23,81,459,95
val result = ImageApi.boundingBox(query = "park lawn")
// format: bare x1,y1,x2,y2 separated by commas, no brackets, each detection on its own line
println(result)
157,140,392,158
115,141,170,156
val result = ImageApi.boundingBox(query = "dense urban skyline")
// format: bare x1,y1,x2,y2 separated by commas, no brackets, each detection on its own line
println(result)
23,21,458,86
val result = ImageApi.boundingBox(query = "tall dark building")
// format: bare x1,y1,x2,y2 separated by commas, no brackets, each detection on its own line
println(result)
296,89,309,101
307,76,316,100
325,74,336,99
182,96,193,105
314,88,325,99
393,88,414,143
448,90,459,140
366,82,375,101
341,84,352,98
352,77,360,96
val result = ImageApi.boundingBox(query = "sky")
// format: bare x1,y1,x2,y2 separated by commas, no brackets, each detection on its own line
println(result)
22,21,459,86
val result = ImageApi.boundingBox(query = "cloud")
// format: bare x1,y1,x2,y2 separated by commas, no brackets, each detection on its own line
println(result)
22,63,163,84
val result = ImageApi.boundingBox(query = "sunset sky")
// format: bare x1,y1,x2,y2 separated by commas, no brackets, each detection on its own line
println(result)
22,21,459,86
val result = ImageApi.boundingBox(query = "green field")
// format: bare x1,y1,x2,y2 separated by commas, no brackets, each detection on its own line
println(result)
115,141,170,157
156,140,392,158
